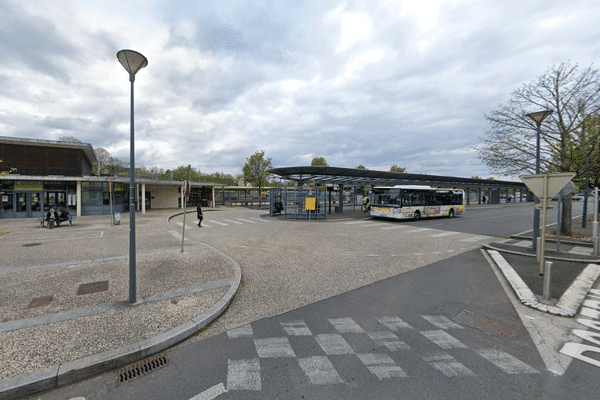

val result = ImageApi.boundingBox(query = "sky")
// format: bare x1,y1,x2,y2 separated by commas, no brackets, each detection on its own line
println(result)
1,0,599,180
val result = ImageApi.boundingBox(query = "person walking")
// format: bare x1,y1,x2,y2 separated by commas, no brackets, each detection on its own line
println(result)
197,203,203,227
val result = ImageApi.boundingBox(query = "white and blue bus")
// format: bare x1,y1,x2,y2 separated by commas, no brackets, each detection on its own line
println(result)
370,185,465,220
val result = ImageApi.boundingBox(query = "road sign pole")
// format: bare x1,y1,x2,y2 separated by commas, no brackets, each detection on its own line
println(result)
538,174,548,275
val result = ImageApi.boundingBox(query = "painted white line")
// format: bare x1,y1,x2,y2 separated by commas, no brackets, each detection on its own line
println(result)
421,330,468,349
227,359,261,391
476,349,539,374
423,352,475,377
421,315,464,330
376,316,413,331
404,228,431,234
357,353,407,380
298,355,344,385
315,334,355,355
210,220,228,226
329,317,365,333
176,221,195,230
236,218,257,223
100,231,104,238
223,219,243,225
367,331,410,351
250,217,269,222
460,235,492,243
361,223,384,227
429,231,461,238
344,220,371,225
188,383,228,399
227,325,253,339
380,226,405,230
254,337,296,358
281,320,312,336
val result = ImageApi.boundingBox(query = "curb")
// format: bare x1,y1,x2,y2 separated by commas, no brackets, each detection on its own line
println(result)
486,249,600,317
483,242,600,264
0,214,242,400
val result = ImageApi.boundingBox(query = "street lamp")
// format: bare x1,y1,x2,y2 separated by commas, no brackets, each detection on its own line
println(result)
526,109,553,253
117,49,148,304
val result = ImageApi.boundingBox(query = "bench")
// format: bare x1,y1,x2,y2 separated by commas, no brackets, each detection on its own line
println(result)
39,214,75,228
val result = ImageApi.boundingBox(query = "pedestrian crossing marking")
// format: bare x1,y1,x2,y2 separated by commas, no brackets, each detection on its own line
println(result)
210,220,228,226
223,219,243,225
460,235,492,243
329,317,366,333
357,353,408,380
421,330,468,349
368,331,410,351
225,315,540,390
281,320,312,336
316,333,355,355
236,218,257,223
227,324,253,339
476,349,539,374
430,231,461,238
254,337,296,358
298,355,344,385
423,352,475,377
376,316,413,331
421,315,464,330
227,359,261,391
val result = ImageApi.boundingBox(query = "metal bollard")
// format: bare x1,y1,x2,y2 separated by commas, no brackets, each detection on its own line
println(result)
543,261,552,300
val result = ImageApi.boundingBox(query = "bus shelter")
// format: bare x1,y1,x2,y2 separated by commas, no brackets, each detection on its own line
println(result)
268,166,529,219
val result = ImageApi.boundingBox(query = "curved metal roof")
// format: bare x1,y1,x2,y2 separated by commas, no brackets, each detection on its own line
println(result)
268,166,527,189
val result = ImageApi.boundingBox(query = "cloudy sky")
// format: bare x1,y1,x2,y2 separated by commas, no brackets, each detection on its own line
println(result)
1,0,599,179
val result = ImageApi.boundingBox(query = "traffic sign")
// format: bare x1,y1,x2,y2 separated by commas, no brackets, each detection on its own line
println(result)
520,173,576,200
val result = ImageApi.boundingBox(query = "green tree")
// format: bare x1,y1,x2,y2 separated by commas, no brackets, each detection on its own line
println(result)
477,62,600,235
390,165,406,173
356,165,366,170
311,157,328,166
0,160,16,176
242,150,273,207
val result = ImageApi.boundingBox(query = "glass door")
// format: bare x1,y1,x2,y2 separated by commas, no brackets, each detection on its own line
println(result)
1,192,14,219
14,191,44,218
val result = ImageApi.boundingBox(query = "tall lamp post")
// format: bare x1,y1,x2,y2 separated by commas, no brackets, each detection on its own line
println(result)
526,109,553,252
117,49,148,304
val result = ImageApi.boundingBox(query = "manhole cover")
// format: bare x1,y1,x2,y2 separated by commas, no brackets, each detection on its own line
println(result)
22,243,42,247
77,280,109,295
29,296,53,308
452,310,520,339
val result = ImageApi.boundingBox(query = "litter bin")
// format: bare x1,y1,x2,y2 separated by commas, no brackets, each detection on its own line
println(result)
114,212,121,225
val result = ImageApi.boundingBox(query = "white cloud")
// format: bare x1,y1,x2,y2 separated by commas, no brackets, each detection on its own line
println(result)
1,0,599,180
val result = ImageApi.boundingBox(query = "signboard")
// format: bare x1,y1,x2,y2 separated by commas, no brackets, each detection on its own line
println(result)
520,173,576,200
305,197,316,211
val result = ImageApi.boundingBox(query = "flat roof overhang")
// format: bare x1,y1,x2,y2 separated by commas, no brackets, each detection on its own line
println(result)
268,166,528,189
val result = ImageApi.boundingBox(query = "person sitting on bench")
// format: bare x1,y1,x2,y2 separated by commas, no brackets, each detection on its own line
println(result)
56,207,70,226
45,208,58,229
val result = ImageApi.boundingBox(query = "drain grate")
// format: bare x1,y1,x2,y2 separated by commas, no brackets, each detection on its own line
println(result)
452,309,520,340
117,353,170,384
22,243,42,247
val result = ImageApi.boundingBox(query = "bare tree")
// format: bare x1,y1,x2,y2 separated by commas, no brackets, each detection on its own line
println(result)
94,148,111,175
477,62,600,235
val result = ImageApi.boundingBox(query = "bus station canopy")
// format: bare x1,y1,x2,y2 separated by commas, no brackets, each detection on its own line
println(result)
268,166,527,189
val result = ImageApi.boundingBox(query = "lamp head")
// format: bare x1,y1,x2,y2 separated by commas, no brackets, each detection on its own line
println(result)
526,110,553,124
117,50,148,82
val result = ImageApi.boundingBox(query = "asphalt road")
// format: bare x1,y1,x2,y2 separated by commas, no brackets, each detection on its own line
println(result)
25,201,598,399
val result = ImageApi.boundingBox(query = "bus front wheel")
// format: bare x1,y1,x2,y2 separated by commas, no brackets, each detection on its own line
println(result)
413,210,420,220
448,208,454,218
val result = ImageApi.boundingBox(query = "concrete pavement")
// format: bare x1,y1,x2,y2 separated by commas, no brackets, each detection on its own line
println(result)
1,204,599,399
0,209,241,399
